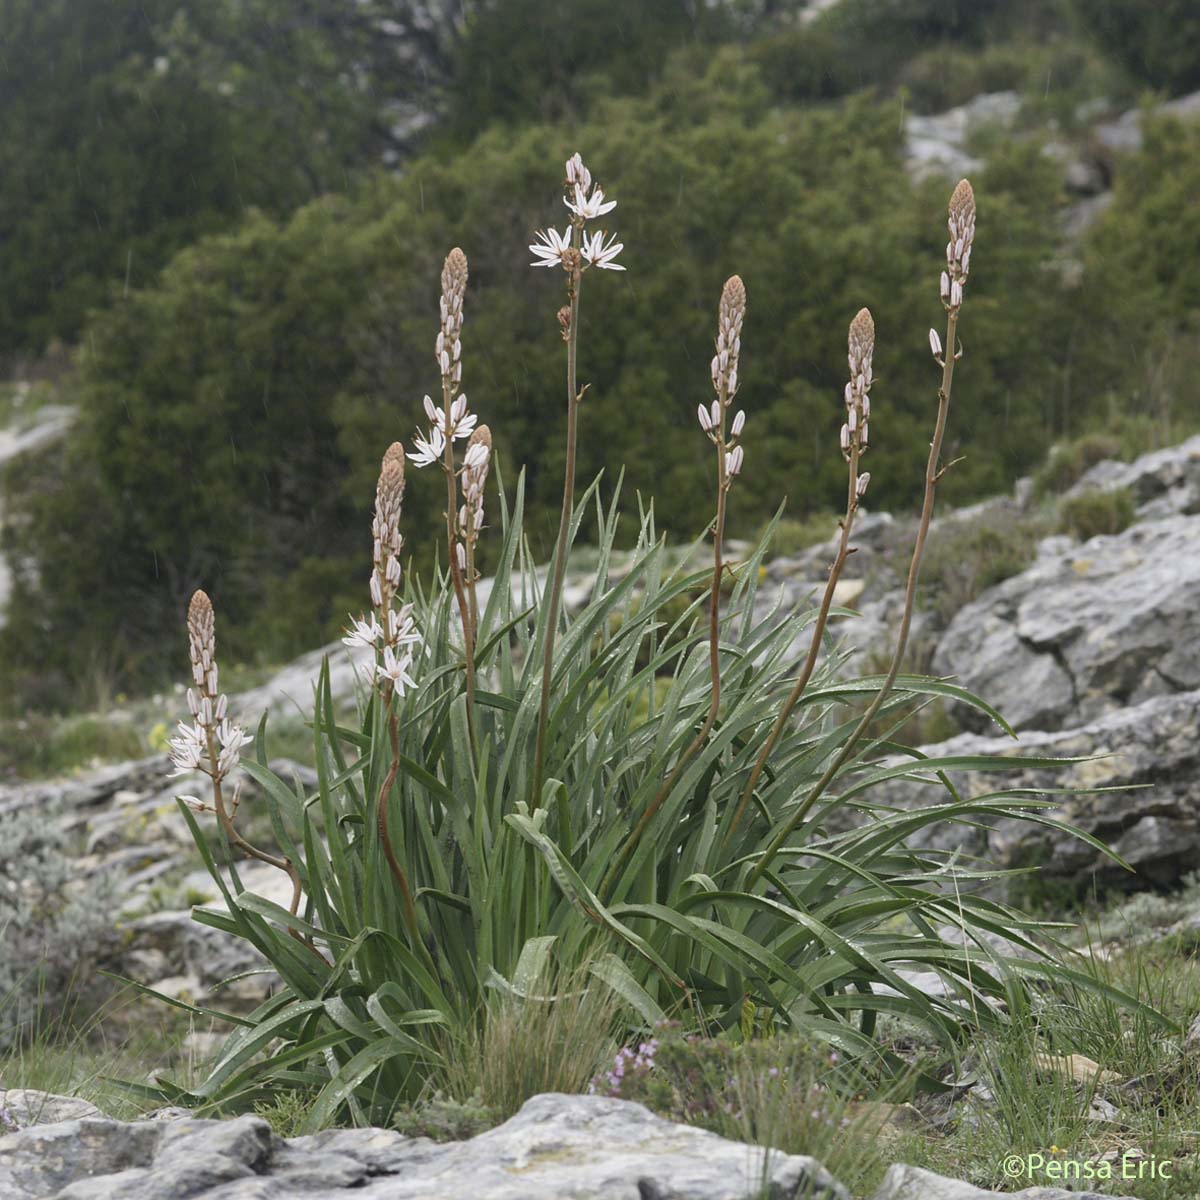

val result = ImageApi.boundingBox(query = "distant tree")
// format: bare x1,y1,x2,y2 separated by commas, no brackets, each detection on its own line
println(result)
1072,0,1200,95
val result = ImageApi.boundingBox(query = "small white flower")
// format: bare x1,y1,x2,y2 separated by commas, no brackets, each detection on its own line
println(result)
530,226,573,268
385,604,422,647
168,721,206,778
929,328,943,358
731,410,745,438
565,184,617,220
463,441,489,470
840,423,850,452
410,425,447,468
725,446,744,477
697,403,713,432
940,271,950,301
369,573,384,608
950,280,963,308
856,471,871,498
581,230,625,271
343,613,383,650
377,645,417,695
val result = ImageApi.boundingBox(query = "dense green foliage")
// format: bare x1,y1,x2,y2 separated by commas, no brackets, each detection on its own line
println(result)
1073,0,1200,95
1,54,1072,700
134,477,1147,1128
0,0,428,354
3,0,1200,710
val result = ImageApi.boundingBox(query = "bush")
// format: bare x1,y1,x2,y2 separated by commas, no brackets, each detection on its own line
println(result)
1057,487,1135,540
1034,433,1124,496
920,508,1044,623
1073,0,1200,95
0,806,118,1048
0,53,1072,706
126,164,1146,1133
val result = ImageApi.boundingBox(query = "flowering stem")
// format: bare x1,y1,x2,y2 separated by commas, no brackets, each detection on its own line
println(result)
747,308,960,889
532,251,583,810
376,702,434,967
600,399,728,899
725,444,861,847
203,729,328,964
443,384,478,743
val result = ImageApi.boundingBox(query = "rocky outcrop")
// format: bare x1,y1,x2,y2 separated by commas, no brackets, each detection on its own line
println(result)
0,1093,1136,1200
0,1095,850,1200
867,690,1200,892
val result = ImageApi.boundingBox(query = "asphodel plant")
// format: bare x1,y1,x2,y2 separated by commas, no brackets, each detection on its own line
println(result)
149,164,1160,1128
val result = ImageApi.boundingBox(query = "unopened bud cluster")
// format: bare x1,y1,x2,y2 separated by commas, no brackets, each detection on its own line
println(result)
438,248,467,390
457,425,492,573
412,250,479,470
169,590,252,782
840,308,875,491
939,179,975,312
343,444,421,697
697,276,748,487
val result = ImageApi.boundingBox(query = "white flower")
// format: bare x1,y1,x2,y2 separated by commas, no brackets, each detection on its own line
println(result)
697,403,713,432
929,328,943,358
731,410,745,438
384,604,422,647
342,613,383,650
377,645,417,695
410,425,447,468
419,395,476,445
530,226,573,268
168,721,206,778
582,230,625,271
725,446,744,477
565,184,617,220
856,471,871,498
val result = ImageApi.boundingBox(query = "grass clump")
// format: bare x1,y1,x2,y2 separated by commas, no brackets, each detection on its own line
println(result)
920,508,1045,623
1034,432,1125,496
1058,486,1135,541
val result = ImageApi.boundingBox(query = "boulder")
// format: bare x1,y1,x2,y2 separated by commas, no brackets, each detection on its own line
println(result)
869,1163,1132,1200
933,515,1200,732
0,1096,851,1200
866,690,1200,891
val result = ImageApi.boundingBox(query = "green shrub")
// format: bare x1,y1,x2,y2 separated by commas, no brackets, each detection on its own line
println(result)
392,1091,498,1142
920,508,1044,623
0,807,119,1048
1057,487,1135,540
1034,433,1123,496
1073,0,1200,95
0,61,1071,705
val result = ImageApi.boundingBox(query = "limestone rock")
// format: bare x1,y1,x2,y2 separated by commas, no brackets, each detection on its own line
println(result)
0,1096,851,1200
870,1163,1133,1200
866,690,1200,890
933,515,1200,732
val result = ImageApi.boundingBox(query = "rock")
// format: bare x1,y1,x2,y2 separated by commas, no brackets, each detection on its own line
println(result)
869,1163,1133,1199
0,1091,101,1130
866,690,1200,891
1066,433,1200,520
905,92,1020,182
0,1096,851,1199
934,514,1200,731
1031,1053,1121,1088
1095,88,1200,156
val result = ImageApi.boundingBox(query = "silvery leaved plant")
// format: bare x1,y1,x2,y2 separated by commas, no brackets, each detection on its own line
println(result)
145,163,1158,1130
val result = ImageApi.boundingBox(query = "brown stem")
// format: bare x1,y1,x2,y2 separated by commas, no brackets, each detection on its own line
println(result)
532,247,583,810
724,443,861,846
205,732,329,965
442,382,477,745
600,410,728,899
376,706,425,952
747,309,960,889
